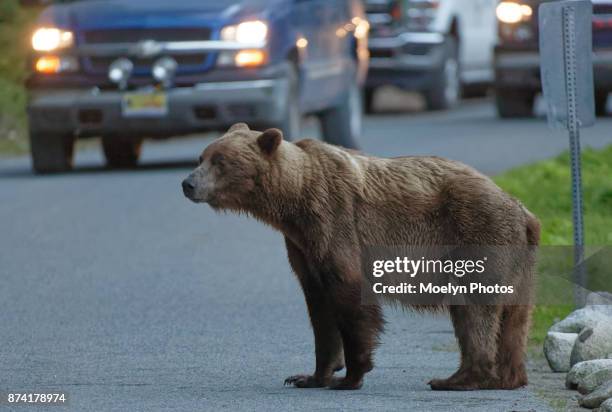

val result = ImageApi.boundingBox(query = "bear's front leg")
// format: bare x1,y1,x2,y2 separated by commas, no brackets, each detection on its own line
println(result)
325,255,385,391
284,238,345,388
329,293,383,390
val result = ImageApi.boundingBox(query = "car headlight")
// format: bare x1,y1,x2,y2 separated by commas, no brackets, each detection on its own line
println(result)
221,20,268,45
32,27,74,52
496,2,533,24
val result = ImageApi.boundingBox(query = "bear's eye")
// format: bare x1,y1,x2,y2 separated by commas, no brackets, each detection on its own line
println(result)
211,153,225,168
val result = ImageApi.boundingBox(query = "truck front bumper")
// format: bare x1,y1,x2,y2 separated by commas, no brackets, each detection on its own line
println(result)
495,47,612,90
366,32,446,90
28,78,288,138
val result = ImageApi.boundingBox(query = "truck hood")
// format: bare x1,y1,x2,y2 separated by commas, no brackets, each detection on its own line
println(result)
40,0,285,30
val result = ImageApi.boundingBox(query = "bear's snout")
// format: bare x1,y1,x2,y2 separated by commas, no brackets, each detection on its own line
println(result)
182,176,197,201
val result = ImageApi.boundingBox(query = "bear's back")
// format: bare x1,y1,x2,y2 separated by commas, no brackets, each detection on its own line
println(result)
295,139,533,248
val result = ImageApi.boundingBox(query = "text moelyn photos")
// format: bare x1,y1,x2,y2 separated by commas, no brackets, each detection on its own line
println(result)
370,257,515,295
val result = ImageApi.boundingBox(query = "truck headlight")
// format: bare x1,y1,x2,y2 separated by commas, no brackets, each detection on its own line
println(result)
221,20,268,45
496,2,533,24
32,27,74,52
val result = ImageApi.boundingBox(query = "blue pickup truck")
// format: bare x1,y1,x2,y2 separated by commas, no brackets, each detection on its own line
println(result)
27,0,369,172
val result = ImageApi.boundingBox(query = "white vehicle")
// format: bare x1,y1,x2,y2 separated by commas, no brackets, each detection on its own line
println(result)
365,0,498,111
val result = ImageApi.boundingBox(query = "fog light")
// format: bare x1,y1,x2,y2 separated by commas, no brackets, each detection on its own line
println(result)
35,56,61,73
152,57,178,87
235,50,266,67
108,58,133,90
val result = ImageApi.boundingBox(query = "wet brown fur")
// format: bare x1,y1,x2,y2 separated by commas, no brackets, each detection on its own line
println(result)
186,123,540,391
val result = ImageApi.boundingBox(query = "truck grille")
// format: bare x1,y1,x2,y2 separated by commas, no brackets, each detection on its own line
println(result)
365,0,394,14
88,55,208,72
83,28,212,44
365,0,397,37
79,27,213,76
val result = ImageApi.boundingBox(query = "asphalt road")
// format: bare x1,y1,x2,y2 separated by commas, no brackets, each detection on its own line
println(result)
2,96,612,411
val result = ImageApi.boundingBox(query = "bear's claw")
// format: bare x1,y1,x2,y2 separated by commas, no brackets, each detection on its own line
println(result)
284,374,326,388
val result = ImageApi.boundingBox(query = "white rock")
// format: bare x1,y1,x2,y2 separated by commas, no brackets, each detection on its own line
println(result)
544,332,578,372
600,398,612,412
578,369,612,394
551,307,611,334
566,359,612,389
586,291,612,308
579,379,612,408
571,322,612,366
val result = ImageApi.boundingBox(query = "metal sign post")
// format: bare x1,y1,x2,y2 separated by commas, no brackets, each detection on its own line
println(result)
539,0,595,307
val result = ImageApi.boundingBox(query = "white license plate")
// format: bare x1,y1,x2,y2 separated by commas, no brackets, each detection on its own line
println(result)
121,91,168,117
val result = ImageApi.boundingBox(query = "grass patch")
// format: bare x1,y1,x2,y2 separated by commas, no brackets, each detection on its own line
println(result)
0,1,39,155
528,305,574,346
494,145,612,344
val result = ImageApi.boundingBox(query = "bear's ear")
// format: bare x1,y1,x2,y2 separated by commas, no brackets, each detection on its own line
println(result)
257,128,283,155
227,123,249,133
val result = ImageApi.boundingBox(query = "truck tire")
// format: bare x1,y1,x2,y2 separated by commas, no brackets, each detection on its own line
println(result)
425,37,460,111
364,87,376,114
102,137,142,168
319,79,362,149
29,132,75,174
495,90,535,118
278,65,301,141
595,91,608,116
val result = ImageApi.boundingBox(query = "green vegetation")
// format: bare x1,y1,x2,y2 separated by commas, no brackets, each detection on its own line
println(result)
0,0,39,155
494,145,612,344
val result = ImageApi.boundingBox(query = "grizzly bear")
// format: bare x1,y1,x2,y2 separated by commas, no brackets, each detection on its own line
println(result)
182,123,540,391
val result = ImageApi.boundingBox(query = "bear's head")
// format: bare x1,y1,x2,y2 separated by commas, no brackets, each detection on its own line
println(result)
182,123,291,212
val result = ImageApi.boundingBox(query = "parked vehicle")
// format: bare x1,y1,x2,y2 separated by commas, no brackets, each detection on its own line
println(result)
494,0,612,118
26,0,369,173
363,0,498,112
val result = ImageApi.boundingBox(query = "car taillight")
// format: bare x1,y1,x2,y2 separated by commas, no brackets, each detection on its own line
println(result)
593,17,612,30
390,1,402,22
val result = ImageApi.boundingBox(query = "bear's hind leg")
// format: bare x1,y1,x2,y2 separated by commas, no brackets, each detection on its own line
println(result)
429,305,502,391
284,238,345,388
496,305,532,389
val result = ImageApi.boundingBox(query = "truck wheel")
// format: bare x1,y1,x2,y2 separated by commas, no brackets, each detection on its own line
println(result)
425,37,460,111
495,90,535,118
102,137,142,168
364,87,376,114
278,65,301,141
595,91,608,116
319,80,362,149
29,132,75,174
